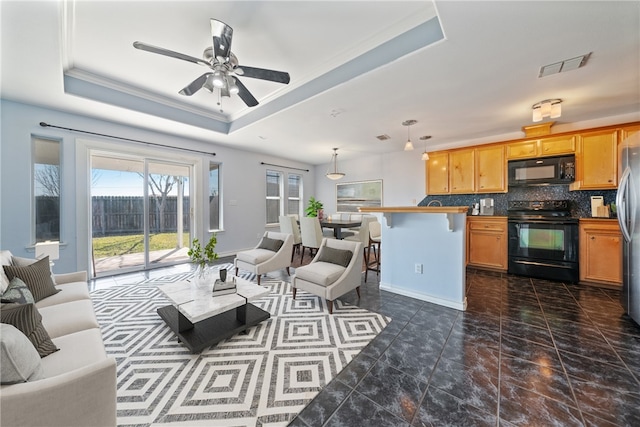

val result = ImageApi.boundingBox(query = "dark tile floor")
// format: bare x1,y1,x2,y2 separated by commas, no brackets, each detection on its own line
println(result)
289,269,640,427
91,261,640,427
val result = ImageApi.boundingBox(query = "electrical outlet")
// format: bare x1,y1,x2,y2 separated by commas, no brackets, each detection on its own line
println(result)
415,263,423,274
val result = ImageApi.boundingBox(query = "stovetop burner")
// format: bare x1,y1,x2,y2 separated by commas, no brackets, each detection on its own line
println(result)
508,200,574,220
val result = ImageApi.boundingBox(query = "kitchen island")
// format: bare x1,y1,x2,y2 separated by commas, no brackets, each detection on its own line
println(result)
359,206,468,310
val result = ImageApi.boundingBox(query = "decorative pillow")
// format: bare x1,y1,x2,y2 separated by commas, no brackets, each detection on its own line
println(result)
0,303,59,357
0,250,12,294
257,237,284,252
1,277,35,304
3,257,59,302
0,323,44,384
317,247,353,268
11,255,56,285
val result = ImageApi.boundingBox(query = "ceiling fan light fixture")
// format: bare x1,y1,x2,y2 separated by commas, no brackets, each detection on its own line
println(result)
227,76,239,94
326,148,345,180
212,70,225,88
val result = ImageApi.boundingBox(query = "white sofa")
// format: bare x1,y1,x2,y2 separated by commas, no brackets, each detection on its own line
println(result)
0,250,117,427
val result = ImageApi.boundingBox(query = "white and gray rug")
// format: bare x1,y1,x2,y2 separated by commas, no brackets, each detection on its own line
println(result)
90,265,390,426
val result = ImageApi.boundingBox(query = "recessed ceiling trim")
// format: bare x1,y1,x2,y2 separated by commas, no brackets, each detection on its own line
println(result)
63,74,231,134
229,16,445,134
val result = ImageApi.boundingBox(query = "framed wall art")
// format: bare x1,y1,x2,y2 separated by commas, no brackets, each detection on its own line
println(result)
336,180,383,212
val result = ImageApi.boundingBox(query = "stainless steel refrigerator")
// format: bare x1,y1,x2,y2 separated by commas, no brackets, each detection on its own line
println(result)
617,132,640,324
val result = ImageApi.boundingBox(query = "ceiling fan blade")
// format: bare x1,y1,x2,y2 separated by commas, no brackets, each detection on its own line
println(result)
235,78,259,107
211,19,233,60
236,66,290,84
133,41,210,66
179,73,211,96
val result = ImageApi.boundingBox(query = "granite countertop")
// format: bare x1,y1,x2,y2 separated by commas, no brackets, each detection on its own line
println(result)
359,206,469,214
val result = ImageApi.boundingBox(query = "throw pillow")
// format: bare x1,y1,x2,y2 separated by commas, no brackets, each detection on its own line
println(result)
11,255,56,285
1,277,35,304
0,323,44,384
0,303,59,357
257,236,284,252
3,257,59,302
317,246,353,268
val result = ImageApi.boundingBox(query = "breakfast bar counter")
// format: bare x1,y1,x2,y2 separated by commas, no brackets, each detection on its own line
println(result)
359,206,468,310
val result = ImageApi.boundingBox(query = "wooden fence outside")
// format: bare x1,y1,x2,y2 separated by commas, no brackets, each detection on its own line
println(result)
91,196,190,236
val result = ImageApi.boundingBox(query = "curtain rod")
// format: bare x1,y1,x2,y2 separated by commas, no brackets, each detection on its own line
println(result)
39,122,216,156
260,161,309,172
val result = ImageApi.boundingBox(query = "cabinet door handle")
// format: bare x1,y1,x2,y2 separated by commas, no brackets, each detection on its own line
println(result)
590,236,596,240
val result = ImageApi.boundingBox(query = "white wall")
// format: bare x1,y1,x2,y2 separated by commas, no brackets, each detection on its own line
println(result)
313,149,426,214
0,100,316,273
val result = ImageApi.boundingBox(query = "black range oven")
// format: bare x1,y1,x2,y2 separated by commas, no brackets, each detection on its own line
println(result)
508,200,579,283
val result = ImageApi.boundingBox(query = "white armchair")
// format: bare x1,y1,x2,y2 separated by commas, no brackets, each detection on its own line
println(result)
234,231,293,285
292,238,363,314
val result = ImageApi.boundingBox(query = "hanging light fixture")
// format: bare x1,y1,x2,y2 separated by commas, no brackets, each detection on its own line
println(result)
532,99,562,122
403,119,417,151
326,148,345,180
420,135,431,160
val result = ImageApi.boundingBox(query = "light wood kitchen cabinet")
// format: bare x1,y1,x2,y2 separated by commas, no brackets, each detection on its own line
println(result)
476,145,506,193
450,149,475,193
467,217,508,271
620,124,640,141
571,129,617,190
579,219,622,286
426,152,449,195
506,135,576,159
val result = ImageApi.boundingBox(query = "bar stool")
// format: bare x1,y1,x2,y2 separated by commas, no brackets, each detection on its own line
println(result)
367,220,381,280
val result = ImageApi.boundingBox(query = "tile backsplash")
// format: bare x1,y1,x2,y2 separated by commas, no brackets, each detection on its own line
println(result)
418,186,617,218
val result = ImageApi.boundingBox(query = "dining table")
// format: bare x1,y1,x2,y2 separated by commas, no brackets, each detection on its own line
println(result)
320,218,361,239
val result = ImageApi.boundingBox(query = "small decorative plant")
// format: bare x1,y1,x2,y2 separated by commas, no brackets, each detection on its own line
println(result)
305,196,324,217
187,234,219,267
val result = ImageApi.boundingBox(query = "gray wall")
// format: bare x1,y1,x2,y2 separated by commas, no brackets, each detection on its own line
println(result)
0,100,315,273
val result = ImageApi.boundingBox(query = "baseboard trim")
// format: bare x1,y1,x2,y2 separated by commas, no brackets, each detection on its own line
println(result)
379,281,467,311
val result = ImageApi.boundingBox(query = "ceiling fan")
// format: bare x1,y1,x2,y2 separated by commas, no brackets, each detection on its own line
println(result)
133,19,290,108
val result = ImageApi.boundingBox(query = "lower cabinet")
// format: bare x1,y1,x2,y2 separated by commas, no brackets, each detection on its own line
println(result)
467,217,508,271
579,219,622,286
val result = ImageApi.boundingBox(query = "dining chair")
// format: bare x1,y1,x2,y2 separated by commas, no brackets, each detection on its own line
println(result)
279,215,302,262
299,217,327,264
344,215,376,281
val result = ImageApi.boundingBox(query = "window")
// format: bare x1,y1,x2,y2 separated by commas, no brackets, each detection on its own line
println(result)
33,137,61,242
266,170,283,225
209,162,220,231
287,173,302,217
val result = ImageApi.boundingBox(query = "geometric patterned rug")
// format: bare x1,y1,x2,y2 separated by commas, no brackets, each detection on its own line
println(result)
90,264,390,427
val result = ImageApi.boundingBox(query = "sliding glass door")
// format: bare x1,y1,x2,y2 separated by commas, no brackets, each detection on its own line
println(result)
90,154,192,276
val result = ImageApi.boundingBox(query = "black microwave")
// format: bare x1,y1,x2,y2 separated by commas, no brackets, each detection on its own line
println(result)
508,154,575,186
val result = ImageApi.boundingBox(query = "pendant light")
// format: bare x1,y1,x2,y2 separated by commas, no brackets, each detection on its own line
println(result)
326,148,345,180
420,135,431,160
403,119,417,151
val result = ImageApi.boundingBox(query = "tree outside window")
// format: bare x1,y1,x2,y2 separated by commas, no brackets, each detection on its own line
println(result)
33,137,60,242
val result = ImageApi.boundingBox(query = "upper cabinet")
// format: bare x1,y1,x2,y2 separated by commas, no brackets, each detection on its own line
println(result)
424,121,639,195
506,135,576,159
426,145,506,195
426,152,449,195
570,129,618,190
450,149,475,194
476,145,506,193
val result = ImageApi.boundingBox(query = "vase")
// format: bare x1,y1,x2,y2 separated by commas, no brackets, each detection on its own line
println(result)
194,264,212,287
317,209,324,221
219,268,227,282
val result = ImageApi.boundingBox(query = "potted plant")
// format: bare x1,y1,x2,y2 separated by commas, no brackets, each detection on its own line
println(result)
305,196,324,218
188,234,219,284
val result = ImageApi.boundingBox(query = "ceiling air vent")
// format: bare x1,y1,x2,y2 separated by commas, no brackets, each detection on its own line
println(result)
376,134,391,141
539,52,591,78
